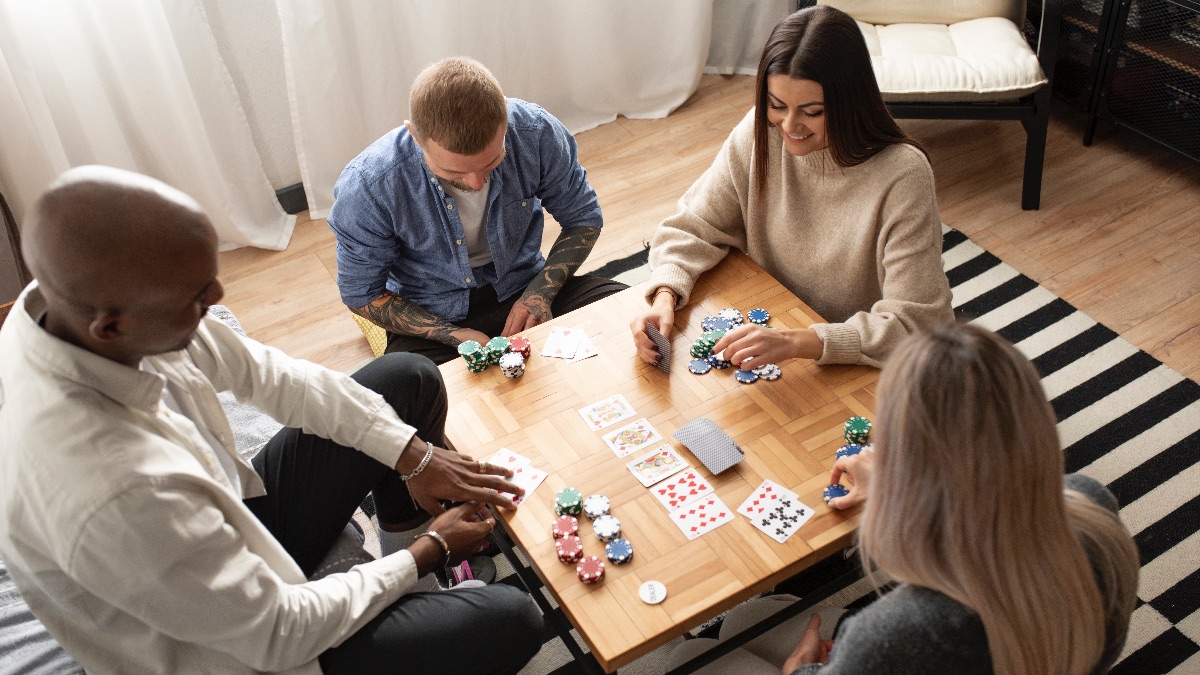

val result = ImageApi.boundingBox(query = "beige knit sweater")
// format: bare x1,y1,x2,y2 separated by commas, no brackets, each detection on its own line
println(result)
647,109,953,368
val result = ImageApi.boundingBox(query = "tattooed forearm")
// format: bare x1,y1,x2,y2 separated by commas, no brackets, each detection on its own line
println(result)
521,226,601,309
353,292,463,346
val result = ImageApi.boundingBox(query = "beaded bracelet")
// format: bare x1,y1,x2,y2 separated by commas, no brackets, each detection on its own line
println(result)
401,441,434,482
414,530,450,568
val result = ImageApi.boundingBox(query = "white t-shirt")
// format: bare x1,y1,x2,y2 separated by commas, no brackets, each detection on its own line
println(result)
444,180,492,268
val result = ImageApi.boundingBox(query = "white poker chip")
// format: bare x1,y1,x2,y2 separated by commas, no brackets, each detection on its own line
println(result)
639,580,667,605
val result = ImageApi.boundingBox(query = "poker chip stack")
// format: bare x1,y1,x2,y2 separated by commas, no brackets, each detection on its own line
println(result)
835,443,864,459
576,556,606,584
551,515,579,539
498,352,526,379
593,515,622,543
700,316,733,332
690,330,723,359
717,308,744,326
508,336,532,359
582,494,610,520
484,337,511,366
605,538,633,565
707,351,732,369
554,487,583,516
457,340,489,373
556,535,584,563
752,363,782,380
844,416,871,444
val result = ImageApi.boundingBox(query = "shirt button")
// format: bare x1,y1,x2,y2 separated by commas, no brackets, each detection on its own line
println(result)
521,201,527,207
447,203,455,211
456,239,463,245
466,277,472,283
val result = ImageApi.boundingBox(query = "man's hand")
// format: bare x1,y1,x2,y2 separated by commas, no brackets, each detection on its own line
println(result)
502,294,551,336
451,327,492,347
781,614,834,673
398,438,523,513
712,325,823,372
427,503,495,565
828,449,874,510
630,289,675,366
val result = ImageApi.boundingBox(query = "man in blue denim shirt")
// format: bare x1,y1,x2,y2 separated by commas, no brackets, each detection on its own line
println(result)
328,57,626,364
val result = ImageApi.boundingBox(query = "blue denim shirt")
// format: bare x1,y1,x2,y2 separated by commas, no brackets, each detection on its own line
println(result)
327,99,603,322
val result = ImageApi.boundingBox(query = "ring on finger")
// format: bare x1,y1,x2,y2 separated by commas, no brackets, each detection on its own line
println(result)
478,460,488,473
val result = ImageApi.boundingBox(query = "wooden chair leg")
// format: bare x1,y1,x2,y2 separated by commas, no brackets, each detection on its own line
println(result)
1019,91,1052,210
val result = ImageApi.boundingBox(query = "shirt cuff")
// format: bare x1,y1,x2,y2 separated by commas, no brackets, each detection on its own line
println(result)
645,265,696,308
811,323,862,365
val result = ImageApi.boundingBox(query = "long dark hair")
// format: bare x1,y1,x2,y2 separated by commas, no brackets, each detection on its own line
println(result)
753,6,922,192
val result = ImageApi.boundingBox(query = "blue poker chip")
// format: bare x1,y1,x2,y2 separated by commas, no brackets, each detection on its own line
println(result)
734,368,759,384
836,443,864,459
747,308,770,324
688,358,712,374
700,316,720,332
707,353,732,369
823,484,850,503
605,538,634,564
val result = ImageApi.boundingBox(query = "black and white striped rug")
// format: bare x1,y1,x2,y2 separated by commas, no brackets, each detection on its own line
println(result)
504,226,1200,674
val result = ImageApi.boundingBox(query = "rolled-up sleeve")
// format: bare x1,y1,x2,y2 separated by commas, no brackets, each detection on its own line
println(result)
328,168,400,309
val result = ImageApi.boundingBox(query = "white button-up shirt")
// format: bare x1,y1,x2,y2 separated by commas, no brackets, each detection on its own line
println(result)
0,283,421,674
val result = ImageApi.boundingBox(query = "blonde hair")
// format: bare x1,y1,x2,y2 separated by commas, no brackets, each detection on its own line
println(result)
860,323,1139,675
409,57,507,154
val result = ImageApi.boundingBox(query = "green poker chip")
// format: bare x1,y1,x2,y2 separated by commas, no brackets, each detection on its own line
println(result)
844,416,871,444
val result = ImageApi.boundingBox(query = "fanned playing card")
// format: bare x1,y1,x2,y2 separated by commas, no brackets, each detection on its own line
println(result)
672,418,745,475
542,327,583,359
602,418,664,458
577,394,636,431
570,334,598,362
736,479,799,518
671,494,735,540
498,464,547,509
645,322,671,374
626,445,688,487
748,496,815,544
651,468,714,511
487,448,532,471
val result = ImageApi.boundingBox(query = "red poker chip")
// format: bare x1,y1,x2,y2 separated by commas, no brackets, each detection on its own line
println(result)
509,336,532,358
552,515,579,539
556,535,583,563
576,555,606,583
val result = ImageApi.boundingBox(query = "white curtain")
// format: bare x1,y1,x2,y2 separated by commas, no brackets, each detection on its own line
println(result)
0,0,294,251
277,0,714,218
707,0,794,75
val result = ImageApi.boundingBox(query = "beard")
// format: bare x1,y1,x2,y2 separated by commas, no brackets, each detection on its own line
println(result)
445,177,483,192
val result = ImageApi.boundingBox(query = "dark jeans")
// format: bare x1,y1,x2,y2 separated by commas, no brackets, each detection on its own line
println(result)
386,273,628,364
243,353,544,675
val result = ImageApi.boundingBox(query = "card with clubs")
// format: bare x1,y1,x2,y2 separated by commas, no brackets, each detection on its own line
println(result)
736,479,800,519
626,445,689,487
651,468,714,511
671,494,735,540
541,327,583,359
577,394,636,431
645,322,671,374
747,496,815,544
672,418,745,475
602,418,664,458
498,464,548,509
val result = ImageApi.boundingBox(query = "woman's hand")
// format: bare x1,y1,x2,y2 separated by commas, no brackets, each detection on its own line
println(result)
631,288,676,366
712,325,823,371
781,613,834,673
828,449,874,510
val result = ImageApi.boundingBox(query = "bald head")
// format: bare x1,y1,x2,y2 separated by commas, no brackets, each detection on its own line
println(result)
24,166,223,364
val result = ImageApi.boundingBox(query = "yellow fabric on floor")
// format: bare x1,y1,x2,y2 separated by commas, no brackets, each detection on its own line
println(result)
350,313,388,358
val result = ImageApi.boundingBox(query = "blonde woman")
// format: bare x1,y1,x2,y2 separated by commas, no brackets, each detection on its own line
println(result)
785,323,1140,674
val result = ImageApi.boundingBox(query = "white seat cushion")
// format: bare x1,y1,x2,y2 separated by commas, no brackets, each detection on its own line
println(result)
858,17,1047,102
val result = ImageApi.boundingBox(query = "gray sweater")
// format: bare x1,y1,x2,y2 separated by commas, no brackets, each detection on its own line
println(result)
792,474,1127,675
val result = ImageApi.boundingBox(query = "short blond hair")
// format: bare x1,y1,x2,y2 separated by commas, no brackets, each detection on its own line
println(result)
409,57,507,154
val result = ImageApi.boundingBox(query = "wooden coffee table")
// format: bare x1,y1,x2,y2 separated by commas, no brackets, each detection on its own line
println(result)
441,252,876,673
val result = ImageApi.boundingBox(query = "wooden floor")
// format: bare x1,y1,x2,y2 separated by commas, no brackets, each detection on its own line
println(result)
218,74,1200,380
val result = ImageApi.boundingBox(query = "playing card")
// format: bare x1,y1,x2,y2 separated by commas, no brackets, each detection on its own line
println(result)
602,418,664,458
651,468,714,511
499,464,548,508
748,497,815,544
672,494,735,540
645,322,671,374
541,327,583,359
488,448,532,471
673,418,745,475
570,334,598,362
577,394,636,431
626,445,688,487
736,479,800,518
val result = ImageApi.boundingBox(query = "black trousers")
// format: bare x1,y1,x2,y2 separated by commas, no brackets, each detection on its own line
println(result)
386,273,628,364
243,353,544,674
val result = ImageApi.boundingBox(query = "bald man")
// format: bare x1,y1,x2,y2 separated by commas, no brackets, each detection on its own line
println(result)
0,166,543,675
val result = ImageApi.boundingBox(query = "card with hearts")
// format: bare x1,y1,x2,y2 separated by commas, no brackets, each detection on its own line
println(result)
747,497,815,544
541,327,583,359
672,494,735,540
498,464,548,509
577,394,636,431
602,418,664,458
488,448,532,471
570,334,598,362
736,479,800,519
625,445,688,487
651,468,714,511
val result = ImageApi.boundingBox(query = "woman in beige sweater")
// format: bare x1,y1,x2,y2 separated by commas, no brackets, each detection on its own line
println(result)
631,6,953,369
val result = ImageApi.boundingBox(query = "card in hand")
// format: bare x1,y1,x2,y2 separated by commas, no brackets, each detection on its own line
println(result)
577,394,636,431
736,479,799,518
498,464,548,509
626,445,688,487
671,494,735,540
602,418,664,458
645,322,671,374
672,418,745,475
748,496,815,544
542,327,583,359
651,468,714,511
487,448,532,471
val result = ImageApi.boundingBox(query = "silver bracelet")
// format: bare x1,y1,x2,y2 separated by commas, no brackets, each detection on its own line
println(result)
415,530,450,567
401,441,434,481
